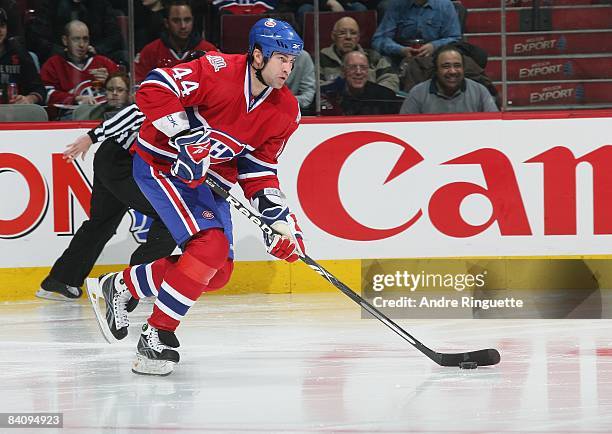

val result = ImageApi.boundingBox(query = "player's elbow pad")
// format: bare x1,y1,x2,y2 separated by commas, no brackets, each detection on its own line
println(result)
152,111,191,137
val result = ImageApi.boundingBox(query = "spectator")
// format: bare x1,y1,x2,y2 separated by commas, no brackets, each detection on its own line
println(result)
285,50,315,113
135,0,166,52
104,72,131,110
321,51,402,115
400,45,498,114
41,20,119,116
0,0,21,38
208,0,278,45
134,0,216,83
212,0,277,15
25,0,125,64
73,71,132,120
0,8,46,105
372,0,461,61
321,16,398,92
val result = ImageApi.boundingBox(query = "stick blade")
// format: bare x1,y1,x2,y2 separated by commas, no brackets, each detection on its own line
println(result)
438,348,501,367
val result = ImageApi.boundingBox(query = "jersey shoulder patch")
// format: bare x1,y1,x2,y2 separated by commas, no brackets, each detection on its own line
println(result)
206,54,227,72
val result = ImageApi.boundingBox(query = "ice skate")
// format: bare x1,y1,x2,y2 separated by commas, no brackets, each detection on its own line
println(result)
86,272,135,343
36,276,82,301
132,324,180,376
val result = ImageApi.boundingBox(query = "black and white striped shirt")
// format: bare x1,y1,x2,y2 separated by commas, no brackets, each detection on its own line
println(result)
86,104,146,150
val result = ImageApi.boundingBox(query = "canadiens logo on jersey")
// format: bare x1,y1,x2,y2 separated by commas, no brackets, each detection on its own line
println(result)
208,129,246,164
202,210,215,219
74,80,106,103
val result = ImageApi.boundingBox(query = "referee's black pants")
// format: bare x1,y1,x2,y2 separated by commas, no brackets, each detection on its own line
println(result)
49,139,176,287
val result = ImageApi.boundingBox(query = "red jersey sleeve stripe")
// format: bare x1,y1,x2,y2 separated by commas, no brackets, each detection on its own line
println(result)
141,69,181,97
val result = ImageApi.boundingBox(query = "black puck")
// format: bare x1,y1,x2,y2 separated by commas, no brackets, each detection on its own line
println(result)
459,361,478,369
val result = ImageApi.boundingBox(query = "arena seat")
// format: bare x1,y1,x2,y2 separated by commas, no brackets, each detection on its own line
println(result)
0,104,48,122
466,30,612,57
117,15,128,42
486,55,612,81
466,5,612,33
460,0,599,8
499,80,612,108
72,103,106,121
464,1,612,109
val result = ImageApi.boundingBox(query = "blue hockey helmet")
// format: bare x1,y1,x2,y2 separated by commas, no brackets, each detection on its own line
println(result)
248,18,303,59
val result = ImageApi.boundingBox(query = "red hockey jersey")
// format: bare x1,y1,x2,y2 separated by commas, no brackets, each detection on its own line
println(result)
40,54,119,106
134,52,300,200
134,38,217,83
212,0,276,15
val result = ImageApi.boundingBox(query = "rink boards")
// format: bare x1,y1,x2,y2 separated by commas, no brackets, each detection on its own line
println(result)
1,111,611,300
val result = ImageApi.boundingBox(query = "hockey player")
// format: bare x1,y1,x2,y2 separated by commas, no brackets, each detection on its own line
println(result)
87,18,306,376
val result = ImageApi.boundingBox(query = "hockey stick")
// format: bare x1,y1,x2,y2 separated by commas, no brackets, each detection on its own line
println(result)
205,177,501,367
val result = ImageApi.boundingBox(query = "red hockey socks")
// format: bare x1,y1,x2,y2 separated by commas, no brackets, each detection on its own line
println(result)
122,255,179,299
148,228,230,331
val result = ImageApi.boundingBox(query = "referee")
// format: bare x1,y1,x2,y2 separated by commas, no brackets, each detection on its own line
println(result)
37,104,176,300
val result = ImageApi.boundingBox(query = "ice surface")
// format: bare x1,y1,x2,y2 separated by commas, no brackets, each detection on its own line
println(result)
1,292,611,433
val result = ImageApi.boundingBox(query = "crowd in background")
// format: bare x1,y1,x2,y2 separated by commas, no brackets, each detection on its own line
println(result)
0,0,500,120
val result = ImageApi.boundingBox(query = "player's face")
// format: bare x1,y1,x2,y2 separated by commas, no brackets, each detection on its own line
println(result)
262,52,296,89
105,76,130,108
435,51,464,94
165,5,193,41
63,24,90,61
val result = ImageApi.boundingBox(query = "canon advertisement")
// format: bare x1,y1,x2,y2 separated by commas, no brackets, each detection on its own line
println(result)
1,113,611,266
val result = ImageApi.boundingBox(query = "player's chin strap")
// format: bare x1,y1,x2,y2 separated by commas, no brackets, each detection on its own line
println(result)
250,55,270,87
254,64,269,87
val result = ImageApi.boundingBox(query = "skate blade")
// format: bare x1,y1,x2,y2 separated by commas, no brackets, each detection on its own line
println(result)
132,353,176,376
35,289,79,302
86,277,119,344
